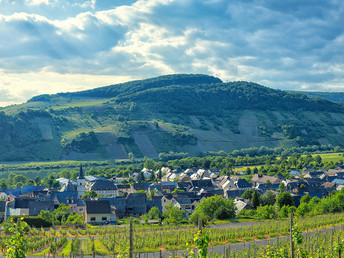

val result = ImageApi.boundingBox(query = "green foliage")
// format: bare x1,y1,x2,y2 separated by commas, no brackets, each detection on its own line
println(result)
194,230,209,258
62,131,99,153
147,207,161,220
81,190,100,200
38,204,84,226
256,205,276,219
5,217,28,258
276,192,294,209
190,195,236,224
163,203,187,224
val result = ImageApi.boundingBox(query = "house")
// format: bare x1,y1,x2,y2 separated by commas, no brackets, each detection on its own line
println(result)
85,200,114,225
132,183,151,192
29,201,55,216
234,197,252,214
50,191,79,212
6,197,33,216
0,201,5,221
126,193,146,217
173,198,196,216
149,183,162,194
234,179,252,190
147,196,163,214
0,192,7,199
191,179,213,189
142,168,153,179
90,180,118,197
178,174,191,182
161,181,176,193
251,174,281,188
113,197,127,219
289,170,301,177
116,184,132,195
224,189,247,200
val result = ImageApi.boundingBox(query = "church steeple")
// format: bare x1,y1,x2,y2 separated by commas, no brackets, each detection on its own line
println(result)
77,164,85,180
77,164,86,198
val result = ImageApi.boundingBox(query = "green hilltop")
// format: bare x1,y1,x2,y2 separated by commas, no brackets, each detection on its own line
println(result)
0,74,344,162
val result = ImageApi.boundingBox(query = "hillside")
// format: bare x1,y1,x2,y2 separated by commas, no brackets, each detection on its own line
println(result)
291,91,344,103
1,74,344,162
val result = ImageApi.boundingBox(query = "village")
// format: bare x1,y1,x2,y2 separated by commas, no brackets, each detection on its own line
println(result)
1,162,344,226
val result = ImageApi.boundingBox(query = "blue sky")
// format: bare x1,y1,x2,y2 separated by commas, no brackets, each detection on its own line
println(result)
0,0,343,106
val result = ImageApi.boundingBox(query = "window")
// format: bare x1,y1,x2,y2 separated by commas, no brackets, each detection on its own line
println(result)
90,217,96,221
102,217,107,221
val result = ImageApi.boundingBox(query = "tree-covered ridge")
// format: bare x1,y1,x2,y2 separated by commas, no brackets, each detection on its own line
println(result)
292,91,344,103
1,74,344,162
113,81,343,113
28,74,222,102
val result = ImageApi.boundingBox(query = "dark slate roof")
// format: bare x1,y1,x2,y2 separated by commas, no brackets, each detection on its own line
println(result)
61,180,77,192
113,197,126,216
174,198,192,205
126,193,146,214
0,201,6,212
77,164,85,180
147,199,162,213
50,191,78,204
14,197,35,208
191,179,213,188
116,184,131,190
91,180,117,191
176,182,192,190
236,179,252,188
29,201,55,216
132,183,151,191
149,184,162,192
225,189,247,199
85,200,111,214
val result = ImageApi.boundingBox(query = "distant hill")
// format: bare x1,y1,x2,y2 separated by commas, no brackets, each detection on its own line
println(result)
1,74,344,162
291,91,344,103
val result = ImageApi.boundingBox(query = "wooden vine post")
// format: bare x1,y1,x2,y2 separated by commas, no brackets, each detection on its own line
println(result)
290,213,294,258
129,219,134,258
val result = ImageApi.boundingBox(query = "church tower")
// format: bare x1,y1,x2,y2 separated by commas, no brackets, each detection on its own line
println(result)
77,164,86,198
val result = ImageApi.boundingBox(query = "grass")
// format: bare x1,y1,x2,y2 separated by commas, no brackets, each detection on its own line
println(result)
317,152,344,163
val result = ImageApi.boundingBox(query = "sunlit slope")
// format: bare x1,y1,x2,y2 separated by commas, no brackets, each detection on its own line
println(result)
0,74,343,161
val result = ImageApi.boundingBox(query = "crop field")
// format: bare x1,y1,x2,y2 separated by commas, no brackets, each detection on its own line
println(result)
1,213,344,257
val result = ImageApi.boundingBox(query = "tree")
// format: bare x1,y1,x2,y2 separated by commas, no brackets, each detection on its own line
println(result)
300,193,311,204
163,203,187,224
147,207,161,219
315,155,322,164
149,171,156,182
190,195,236,224
251,191,260,209
276,192,294,209
246,167,251,175
260,190,276,206
277,182,286,192
34,176,41,186
241,189,255,200
81,190,100,200
144,159,156,170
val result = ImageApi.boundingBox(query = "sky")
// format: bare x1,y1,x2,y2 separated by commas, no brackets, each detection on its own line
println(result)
0,0,343,107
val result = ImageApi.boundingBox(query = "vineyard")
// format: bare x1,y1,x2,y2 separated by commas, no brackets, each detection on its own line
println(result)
1,212,344,257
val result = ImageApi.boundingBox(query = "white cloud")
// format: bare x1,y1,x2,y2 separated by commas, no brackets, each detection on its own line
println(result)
0,0,343,106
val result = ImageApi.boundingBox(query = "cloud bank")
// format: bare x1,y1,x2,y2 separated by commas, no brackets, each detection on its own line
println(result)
0,0,343,106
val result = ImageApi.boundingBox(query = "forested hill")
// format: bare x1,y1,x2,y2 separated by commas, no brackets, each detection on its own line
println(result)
0,74,344,162
28,74,342,113
291,91,344,103
28,74,222,101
